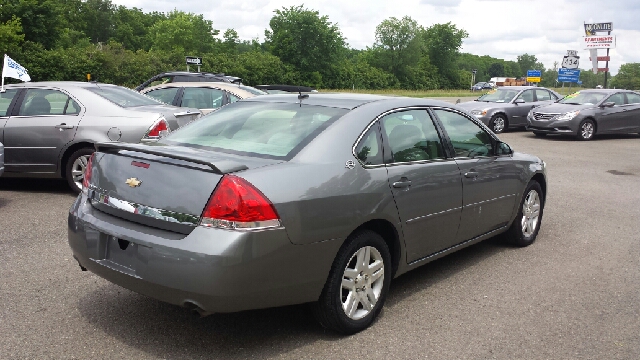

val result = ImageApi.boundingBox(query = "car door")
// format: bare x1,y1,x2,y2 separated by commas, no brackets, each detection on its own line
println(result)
3,88,82,173
510,89,537,126
379,109,463,263
0,89,21,145
597,93,628,133
623,92,640,132
432,108,520,242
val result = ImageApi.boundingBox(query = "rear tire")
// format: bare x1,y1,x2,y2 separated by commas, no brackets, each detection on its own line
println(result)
65,147,94,193
533,132,547,137
490,114,508,134
577,119,596,141
504,181,544,247
312,230,391,334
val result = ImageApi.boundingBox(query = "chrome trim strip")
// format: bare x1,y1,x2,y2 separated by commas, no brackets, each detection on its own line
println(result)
89,188,200,226
406,206,462,224
465,193,516,207
4,147,57,149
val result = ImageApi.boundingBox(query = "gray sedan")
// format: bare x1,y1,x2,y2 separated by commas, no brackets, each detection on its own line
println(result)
527,89,640,140
68,94,547,334
457,86,561,133
0,82,200,192
0,141,4,177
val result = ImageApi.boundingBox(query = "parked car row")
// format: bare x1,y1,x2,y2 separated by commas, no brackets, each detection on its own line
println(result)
457,86,640,140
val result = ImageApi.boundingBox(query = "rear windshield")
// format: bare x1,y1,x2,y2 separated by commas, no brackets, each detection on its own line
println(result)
161,102,347,159
87,85,162,107
238,85,268,95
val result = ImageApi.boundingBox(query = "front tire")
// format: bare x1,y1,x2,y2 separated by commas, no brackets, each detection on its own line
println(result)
312,230,392,334
577,119,596,141
65,147,94,193
504,181,544,247
490,114,508,133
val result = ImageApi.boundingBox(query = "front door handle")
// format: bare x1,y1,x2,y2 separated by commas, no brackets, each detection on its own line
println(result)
464,170,479,179
392,177,412,188
55,123,74,130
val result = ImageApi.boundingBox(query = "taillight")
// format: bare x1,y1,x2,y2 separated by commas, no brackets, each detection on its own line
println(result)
143,117,170,140
81,153,95,195
200,175,281,230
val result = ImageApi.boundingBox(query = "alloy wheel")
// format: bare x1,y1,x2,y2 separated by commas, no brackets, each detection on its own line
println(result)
492,117,505,133
341,246,385,320
581,122,594,139
521,189,541,237
71,155,91,189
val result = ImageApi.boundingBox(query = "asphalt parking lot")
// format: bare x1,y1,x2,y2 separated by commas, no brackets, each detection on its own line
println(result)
1,130,639,359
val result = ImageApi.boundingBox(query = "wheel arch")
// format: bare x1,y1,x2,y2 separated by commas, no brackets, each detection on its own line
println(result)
531,172,547,202
350,219,402,277
581,116,598,133
60,142,95,179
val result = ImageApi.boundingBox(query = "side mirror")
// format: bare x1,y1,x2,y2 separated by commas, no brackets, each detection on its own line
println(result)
496,142,513,156
601,102,615,108
514,99,525,104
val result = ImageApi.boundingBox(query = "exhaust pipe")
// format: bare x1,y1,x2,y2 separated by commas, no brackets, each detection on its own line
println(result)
183,301,213,317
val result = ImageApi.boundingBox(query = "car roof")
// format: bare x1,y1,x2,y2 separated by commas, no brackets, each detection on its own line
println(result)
241,93,454,110
142,82,257,97
4,81,124,89
497,86,544,90
255,84,317,92
576,89,632,93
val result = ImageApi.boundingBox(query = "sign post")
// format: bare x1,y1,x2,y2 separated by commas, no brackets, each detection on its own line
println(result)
583,22,613,87
185,56,203,72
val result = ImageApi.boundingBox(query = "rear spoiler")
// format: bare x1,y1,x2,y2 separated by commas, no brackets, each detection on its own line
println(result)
95,142,248,174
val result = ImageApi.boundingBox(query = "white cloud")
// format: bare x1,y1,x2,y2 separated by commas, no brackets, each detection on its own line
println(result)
111,0,640,75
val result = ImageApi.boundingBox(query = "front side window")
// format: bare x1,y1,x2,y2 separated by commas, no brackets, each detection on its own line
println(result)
434,109,493,158
516,90,535,102
0,89,19,116
354,125,383,166
182,87,225,109
145,87,180,105
87,85,161,108
535,89,552,101
606,93,625,106
18,89,80,116
162,102,347,159
380,109,446,163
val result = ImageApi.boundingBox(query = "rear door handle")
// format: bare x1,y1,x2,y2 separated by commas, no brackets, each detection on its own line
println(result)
392,177,412,188
55,123,74,130
464,171,479,179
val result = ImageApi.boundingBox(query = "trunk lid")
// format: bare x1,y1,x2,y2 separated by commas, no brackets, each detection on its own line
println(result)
132,104,201,129
88,142,282,234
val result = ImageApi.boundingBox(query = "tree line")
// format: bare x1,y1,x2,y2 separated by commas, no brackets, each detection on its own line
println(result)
1,0,637,90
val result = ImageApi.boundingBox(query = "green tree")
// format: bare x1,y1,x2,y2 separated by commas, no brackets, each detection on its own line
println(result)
0,0,61,49
223,29,240,54
0,16,25,56
423,22,468,88
264,5,346,86
488,62,505,77
148,10,220,55
372,16,424,83
81,0,115,44
516,53,544,77
611,63,640,90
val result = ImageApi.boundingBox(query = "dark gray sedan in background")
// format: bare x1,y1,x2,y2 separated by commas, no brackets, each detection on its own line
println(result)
457,86,561,133
0,82,200,192
68,94,547,334
0,141,4,177
527,89,640,140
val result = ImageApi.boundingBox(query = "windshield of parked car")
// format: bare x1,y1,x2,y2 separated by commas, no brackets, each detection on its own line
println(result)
558,91,607,105
238,85,268,96
476,88,519,103
161,102,347,159
87,85,162,108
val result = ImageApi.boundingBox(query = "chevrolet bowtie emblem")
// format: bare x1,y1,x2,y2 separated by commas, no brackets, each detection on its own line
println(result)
125,178,142,188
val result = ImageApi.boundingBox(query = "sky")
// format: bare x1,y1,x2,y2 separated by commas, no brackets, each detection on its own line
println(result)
111,0,640,75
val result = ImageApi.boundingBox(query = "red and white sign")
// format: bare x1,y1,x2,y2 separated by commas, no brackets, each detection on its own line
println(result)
582,35,616,49
589,56,611,61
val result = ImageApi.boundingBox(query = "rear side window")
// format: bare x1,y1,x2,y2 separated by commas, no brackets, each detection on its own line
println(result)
87,85,161,108
0,89,18,116
535,89,551,101
355,125,383,166
182,87,224,109
18,89,81,116
380,109,446,163
627,93,640,104
145,87,180,105
162,102,347,159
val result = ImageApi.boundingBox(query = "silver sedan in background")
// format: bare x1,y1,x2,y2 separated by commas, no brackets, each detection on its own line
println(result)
0,82,200,192
457,86,561,133
69,94,547,334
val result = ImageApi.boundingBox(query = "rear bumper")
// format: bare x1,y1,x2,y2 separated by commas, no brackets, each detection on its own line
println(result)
68,194,341,313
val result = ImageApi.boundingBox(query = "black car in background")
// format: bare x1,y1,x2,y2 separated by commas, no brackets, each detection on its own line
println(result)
471,82,494,91
135,72,242,91
254,84,318,94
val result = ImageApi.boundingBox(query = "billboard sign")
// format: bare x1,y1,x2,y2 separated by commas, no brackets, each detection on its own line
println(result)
583,35,616,49
526,70,541,83
558,68,580,83
561,50,580,69
185,56,203,65
584,22,612,36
